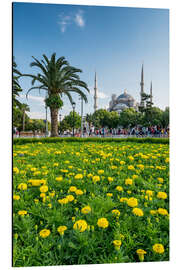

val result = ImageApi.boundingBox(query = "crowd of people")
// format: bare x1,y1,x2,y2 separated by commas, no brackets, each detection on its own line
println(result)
79,126,170,138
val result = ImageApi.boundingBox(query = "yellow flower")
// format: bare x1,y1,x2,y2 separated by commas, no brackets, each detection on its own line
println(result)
31,167,37,172
40,185,48,193
57,226,67,235
165,157,169,163
132,175,138,179
113,240,122,250
81,206,91,214
136,249,147,262
157,177,164,183
152,243,165,254
127,197,138,207
75,189,83,195
49,191,55,197
108,177,114,182
73,220,88,232
157,208,169,216
56,176,63,181
74,174,83,180
128,165,135,170
120,197,128,203
40,192,46,198
120,161,125,165
98,170,104,174
92,175,100,183
13,195,20,200
39,229,51,238
68,186,77,192
66,195,74,202
150,210,157,215
18,210,27,216
157,192,167,199
146,190,153,197
137,164,144,170
112,209,120,216
125,178,133,185
18,183,27,190
106,193,113,197
97,218,109,229
53,163,59,167
132,208,144,217
58,198,69,205
13,167,19,174
116,186,123,192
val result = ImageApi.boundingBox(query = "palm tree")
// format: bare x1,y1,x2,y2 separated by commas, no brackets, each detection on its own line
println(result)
21,53,89,137
21,103,30,131
13,57,22,108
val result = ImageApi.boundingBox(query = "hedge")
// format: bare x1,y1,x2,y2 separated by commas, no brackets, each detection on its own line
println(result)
13,137,169,145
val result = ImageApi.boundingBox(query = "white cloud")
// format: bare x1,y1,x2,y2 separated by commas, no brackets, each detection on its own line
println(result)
19,94,45,104
89,88,109,99
58,10,85,33
27,111,50,121
74,10,85,27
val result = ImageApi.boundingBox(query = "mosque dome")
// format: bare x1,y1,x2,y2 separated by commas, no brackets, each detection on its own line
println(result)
109,89,138,113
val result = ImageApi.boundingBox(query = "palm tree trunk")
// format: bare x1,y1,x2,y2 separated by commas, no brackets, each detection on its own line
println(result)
50,107,58,137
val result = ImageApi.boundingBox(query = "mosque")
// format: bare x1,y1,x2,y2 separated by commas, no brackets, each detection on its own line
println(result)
93,65,153,113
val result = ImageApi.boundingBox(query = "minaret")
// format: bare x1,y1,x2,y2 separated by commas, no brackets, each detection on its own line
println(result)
140,64,144,107
150,81,153,105
94,72,98,111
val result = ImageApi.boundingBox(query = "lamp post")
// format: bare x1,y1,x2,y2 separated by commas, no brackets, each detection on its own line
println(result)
59,113,61,136
45,93,48,137
72,102,76,137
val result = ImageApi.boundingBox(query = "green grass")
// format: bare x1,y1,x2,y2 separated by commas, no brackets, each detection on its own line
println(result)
13,141,169,266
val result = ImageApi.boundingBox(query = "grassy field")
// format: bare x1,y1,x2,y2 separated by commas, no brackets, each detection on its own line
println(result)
13,141,169,266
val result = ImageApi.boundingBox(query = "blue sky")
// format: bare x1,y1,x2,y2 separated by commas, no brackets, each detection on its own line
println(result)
13,2,169,120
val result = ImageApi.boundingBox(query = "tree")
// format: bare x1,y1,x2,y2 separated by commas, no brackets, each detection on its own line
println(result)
63,111,81,131
13,57,22,109
21,103,30,131
143,107,163,127
119,108,141,128
21,53,89,137
161,107,169,128
26,119,51,133
107,111,119,129
86,113,94,129
92,109,110,128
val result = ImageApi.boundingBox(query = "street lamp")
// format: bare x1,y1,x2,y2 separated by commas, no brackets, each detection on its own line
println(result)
72,102,76,137
59,113,61,136
45,93,48,137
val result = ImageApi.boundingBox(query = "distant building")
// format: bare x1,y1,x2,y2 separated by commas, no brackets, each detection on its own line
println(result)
108,65,153,113
108,90,139,113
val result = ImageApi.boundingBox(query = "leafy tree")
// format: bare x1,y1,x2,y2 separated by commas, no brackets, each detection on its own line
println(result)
161,107,169,128
21,53,89,137
119,108,141,128
92,109,110,128
26,119,50,133
143,107,163,127
63,111,81,131
108,111,119,129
